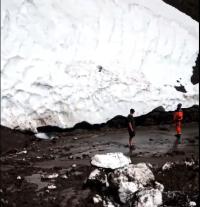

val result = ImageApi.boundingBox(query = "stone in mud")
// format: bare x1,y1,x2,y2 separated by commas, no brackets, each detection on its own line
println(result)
88,169,109,187
133,188,162,207
189,201,196,206
47,184,56,190
162,162,174,171
41,173,59,180
93,194,102,204
118,181,138,203
110,163,155,188
91,152,131,169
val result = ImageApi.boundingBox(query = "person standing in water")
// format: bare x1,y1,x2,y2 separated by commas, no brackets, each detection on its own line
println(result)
173,103,183,144
127,109,136,147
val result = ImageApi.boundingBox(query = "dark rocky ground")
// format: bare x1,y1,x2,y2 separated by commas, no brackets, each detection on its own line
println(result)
0,121,199,207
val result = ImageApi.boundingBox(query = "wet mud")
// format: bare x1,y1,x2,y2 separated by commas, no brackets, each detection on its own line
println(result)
0,122,199,206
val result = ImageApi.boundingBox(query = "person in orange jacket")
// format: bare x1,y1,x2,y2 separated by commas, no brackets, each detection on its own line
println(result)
173,103,183,144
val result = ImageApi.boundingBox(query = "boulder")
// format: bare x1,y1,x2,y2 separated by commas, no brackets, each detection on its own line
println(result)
91,152,131,169
133,188,163,207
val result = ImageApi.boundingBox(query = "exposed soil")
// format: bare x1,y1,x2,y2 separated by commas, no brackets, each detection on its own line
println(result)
0,122,199,206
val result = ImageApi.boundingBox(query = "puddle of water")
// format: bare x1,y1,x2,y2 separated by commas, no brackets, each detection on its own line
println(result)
25,174,49,191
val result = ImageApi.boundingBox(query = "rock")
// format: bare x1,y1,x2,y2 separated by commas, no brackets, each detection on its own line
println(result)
120,163,155,186
134,188,162,207
152,106,165,112
91,152,131,169
61,174,68,179
155,181,164,192
185,160,195,167
88,153,164,206
88,169,109,187
102,199,116,207
41,173,58,180
189,201,196,206
118,182,138,203
162,162,174,170
72,164,77,168
17,176,21,180
16,150,27,155
47,184,56,190
1,198,8,205
93,194,102,204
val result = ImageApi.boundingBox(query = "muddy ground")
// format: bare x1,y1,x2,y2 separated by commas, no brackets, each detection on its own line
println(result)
0,122,199,206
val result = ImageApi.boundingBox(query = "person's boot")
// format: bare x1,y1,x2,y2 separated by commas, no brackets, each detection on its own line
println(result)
177,134,181,144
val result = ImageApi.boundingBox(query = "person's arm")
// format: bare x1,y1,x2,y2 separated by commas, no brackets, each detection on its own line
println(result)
173,112,177,122
128,122,134,131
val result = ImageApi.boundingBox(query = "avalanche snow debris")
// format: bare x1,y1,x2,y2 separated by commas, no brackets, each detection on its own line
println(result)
1,0,198,131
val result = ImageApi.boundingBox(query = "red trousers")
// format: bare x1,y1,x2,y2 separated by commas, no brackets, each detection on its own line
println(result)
175,121,182,134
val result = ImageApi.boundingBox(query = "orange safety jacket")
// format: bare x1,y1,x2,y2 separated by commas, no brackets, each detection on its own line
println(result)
173,110,183,134
173,110,183,122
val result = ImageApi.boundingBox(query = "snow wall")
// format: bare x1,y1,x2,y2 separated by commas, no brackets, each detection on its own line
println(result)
1,0,199,132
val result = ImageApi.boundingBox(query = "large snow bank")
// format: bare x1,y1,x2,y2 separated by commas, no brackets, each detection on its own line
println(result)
1,0,199,131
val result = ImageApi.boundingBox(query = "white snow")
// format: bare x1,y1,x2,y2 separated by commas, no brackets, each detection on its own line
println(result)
91,152,131,169
35,133,50,139
1,0,199,131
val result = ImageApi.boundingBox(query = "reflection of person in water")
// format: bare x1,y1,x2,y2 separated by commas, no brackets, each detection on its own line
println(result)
173,103,183,144
127,109,136,148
